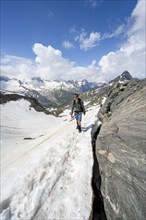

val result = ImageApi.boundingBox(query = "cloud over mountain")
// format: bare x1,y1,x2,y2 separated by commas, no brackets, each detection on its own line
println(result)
98,0,145,80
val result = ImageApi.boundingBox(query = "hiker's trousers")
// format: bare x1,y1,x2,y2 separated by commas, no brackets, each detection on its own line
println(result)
74,112,82,122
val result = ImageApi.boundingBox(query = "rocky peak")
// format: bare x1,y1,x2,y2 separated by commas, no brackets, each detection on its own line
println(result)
120,70,133,81
109,71,133,84
82,79,88,85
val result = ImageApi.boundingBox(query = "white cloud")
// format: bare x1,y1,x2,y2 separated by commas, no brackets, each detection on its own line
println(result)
47,11,54,18
69,26,78,34
75,30,101,51
114,24,126,36
96,23,127,41
75,24,126,51
98,0,146,81
1,55,36,80
1,44,99,82
129,0,145,35
62,40,74,49
1,1,145,83
87,0,104,8
32,43,100,81
88,0,98,8
32,43,74,80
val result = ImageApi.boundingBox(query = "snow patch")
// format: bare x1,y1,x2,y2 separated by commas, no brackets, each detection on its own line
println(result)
1,100,100,219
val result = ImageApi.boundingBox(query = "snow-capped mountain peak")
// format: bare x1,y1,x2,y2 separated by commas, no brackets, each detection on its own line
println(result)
0,76,100,108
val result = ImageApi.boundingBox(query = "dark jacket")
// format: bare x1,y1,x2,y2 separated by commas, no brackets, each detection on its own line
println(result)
71,98,85,115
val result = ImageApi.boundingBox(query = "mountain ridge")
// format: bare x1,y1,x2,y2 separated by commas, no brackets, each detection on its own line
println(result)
0,76,100,108
0,71,134,111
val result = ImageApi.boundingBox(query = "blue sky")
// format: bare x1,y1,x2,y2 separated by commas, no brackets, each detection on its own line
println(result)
1,0,145,82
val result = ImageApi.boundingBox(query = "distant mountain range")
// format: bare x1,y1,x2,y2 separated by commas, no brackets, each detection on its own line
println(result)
0,71,134,111
0,77,100,108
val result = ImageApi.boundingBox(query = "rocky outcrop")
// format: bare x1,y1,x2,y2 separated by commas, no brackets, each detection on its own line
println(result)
95,79,146,220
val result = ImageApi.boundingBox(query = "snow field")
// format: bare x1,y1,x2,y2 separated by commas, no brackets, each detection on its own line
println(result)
1,99,100,219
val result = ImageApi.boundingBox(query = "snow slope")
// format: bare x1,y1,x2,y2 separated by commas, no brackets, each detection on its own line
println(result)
1,99,100,219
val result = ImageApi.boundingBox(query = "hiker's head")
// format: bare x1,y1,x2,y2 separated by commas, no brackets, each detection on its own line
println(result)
74,93,79,99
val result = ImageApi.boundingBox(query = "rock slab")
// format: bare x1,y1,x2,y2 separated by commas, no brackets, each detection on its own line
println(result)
96,79,146,220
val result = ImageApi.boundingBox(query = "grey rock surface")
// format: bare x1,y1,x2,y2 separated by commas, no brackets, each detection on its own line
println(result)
96,79,146,220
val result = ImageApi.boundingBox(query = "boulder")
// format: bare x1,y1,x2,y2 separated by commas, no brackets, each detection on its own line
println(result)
96,79,146,220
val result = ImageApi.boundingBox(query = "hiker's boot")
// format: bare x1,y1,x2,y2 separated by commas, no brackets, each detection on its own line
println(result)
78,125,82,133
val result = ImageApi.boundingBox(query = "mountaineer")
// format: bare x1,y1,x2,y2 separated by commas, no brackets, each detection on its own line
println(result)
71,93,85,132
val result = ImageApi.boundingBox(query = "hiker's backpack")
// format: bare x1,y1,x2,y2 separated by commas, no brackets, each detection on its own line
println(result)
73,98,83,112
